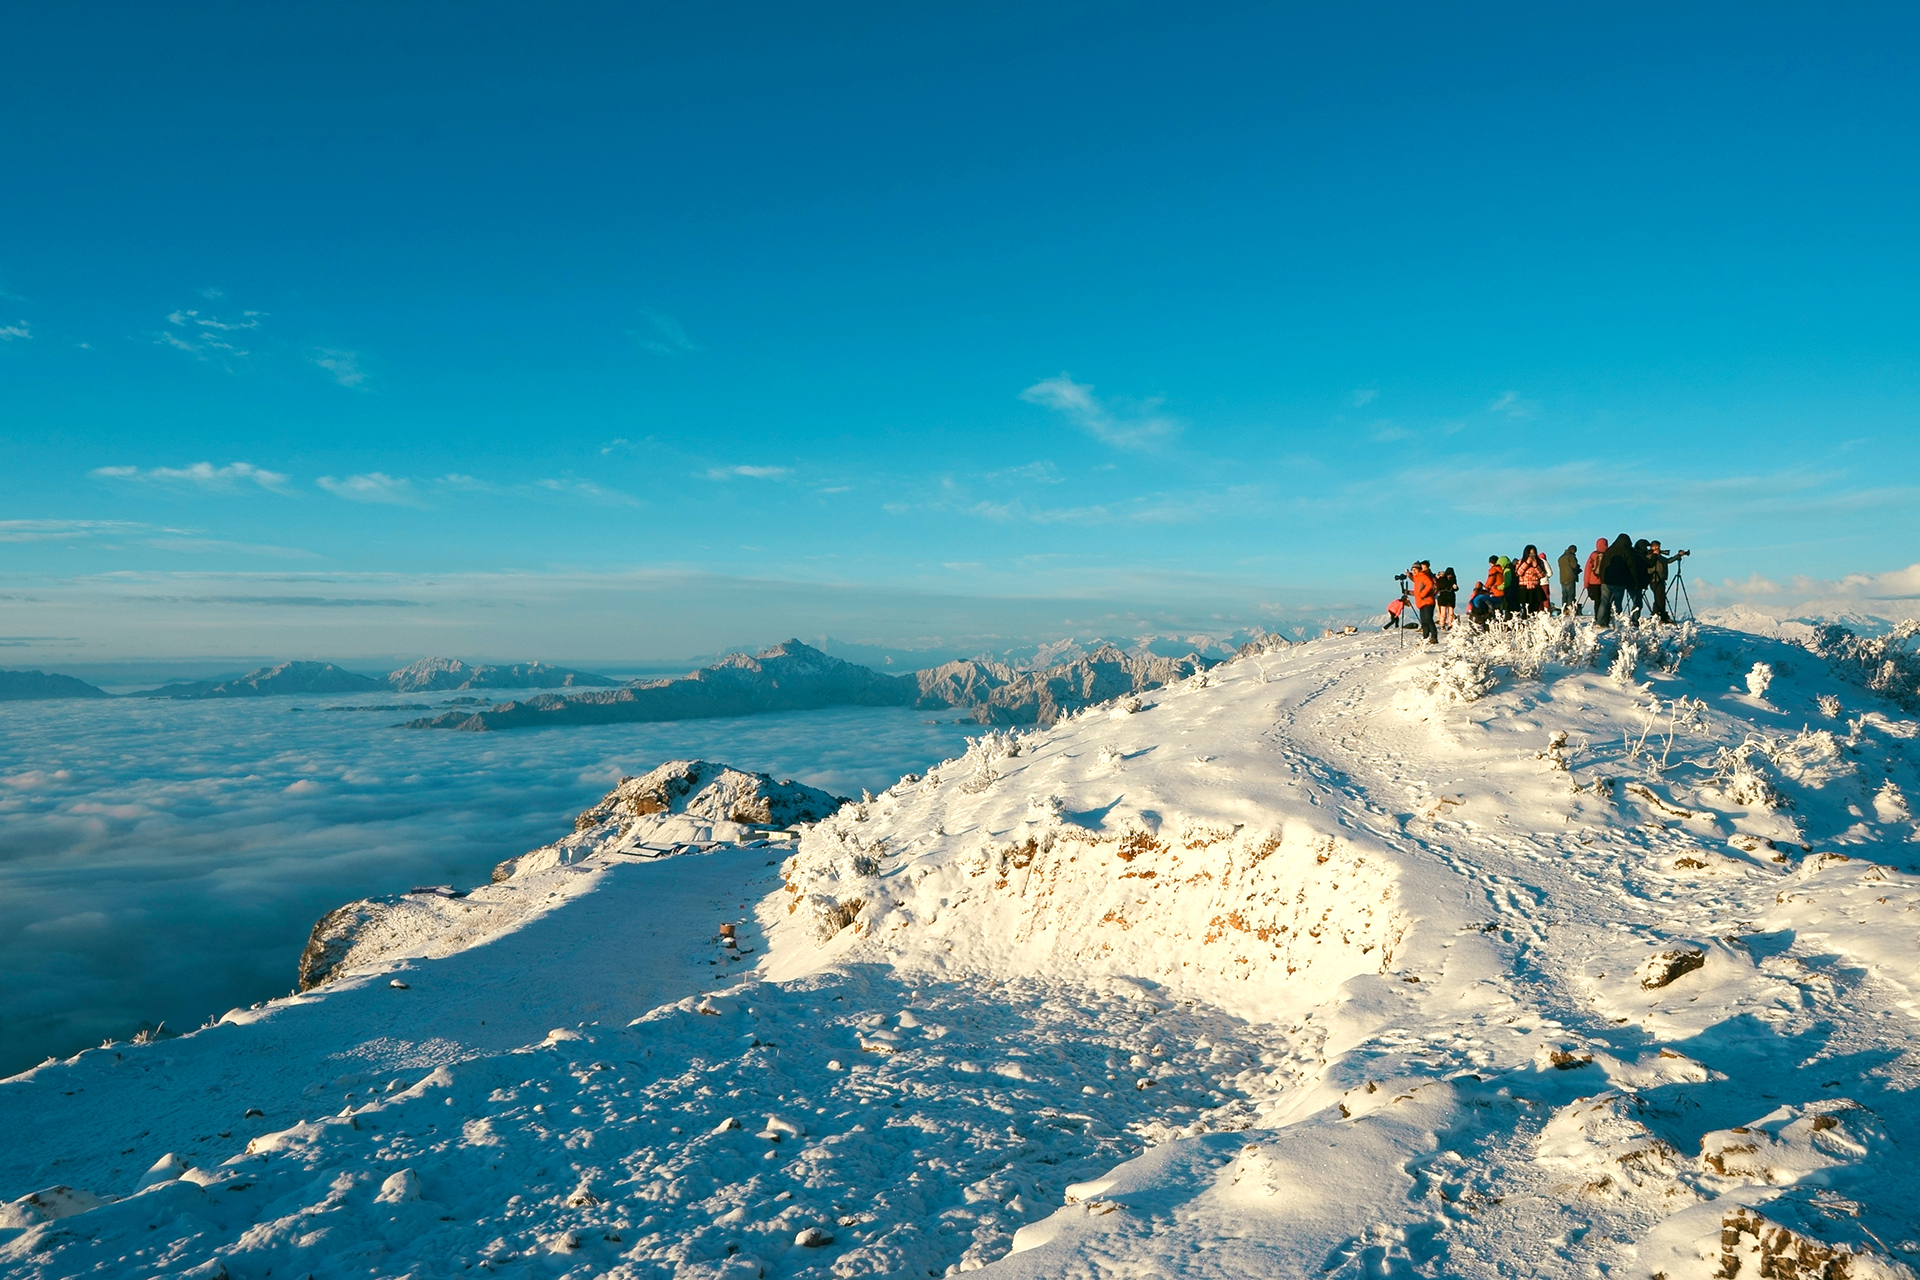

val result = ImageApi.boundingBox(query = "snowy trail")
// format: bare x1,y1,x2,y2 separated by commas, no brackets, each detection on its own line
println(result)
4,620,1919,1279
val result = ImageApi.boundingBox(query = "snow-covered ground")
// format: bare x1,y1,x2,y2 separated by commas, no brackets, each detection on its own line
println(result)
4,619,1919,1279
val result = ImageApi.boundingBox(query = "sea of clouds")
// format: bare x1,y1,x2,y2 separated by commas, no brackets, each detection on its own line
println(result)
0,694,981,1078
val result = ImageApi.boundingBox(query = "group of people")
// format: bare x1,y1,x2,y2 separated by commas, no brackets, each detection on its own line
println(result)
1388,537,1689,643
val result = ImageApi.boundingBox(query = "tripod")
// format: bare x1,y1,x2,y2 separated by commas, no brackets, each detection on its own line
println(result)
1666,558,1695,623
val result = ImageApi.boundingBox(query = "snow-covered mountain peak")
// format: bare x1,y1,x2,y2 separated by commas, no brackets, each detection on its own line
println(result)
6,617,1920,1279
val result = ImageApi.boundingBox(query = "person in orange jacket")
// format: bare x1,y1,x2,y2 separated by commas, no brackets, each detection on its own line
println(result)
1409,560,1439,644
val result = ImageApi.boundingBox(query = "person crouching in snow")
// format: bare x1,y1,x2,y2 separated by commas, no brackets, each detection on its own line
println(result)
1410,560,1439,644
1382,596,1410,630
1468,579,1496,630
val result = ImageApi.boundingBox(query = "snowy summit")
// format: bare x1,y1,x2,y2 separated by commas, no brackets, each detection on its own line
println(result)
4,618,1920,1279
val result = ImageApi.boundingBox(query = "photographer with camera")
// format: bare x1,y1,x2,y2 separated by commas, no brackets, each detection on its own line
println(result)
1647,541,1689,623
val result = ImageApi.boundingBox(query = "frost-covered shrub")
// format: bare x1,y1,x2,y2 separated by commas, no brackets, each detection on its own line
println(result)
1425,653,1493,705
1746,662,1774,698
1609,640,1640,687
1708,739,1788,810
1809,620,1920,714
1816,693,1842,718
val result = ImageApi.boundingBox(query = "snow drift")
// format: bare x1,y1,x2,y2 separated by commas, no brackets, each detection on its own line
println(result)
5,617,1920,1280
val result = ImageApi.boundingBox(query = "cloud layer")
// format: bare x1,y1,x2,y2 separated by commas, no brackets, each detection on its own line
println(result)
0,695,979,1077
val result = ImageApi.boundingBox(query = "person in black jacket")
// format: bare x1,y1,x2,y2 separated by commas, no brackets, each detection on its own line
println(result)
1435,567,1458,630
1629,538,1653,622
1647,540,1687,622
1602,533,1635,625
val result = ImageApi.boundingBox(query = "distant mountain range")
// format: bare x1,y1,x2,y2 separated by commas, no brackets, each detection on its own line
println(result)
0,669,111,701
4,640,1242,719
405,638,1228,731
133,659,620,699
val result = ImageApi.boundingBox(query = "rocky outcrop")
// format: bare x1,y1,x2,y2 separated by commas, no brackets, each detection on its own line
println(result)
572,759,846,832
140,661,383,700
406,639,1222,731
0,669,110,701
387,658,618,693
296,899,392,990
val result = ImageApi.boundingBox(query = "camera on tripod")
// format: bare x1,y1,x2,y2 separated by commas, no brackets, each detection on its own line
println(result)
1394,573,1411,587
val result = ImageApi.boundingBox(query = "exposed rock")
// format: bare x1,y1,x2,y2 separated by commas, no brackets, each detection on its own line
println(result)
0,669,110,701
571,760,845,831
1637,947,1706,989
387,658,618,693
297,900,393,991
140,661,383,700
496,761,846,882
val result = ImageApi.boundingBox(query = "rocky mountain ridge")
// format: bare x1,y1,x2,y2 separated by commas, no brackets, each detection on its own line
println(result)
0,670,109,701
406,638,1228,731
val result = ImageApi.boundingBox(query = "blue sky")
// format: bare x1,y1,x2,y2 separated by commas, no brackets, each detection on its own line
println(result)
4,2,1919,665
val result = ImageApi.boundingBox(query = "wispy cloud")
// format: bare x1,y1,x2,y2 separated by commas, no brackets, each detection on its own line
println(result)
629,310,699,356
309,348,367,389
536,477,639,506
600,437,631,456
142,538,319,560
0,321,29,341
0,519,145,543
1019,374,1179,450
435,473,499,493
90,461,291,493
705,465,791,480
137,594,421,608
1351,388,1377,407
316,473,421,506
988,461,1062,483
157,304,264,361
1487,390,1538,419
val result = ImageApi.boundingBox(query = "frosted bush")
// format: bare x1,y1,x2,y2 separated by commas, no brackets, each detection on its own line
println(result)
1810,620,1920,714
1425,654,1493,705
1609,640,1641,687
1708,739,1788,811
1816,694,1842,718
1746,662,1774,698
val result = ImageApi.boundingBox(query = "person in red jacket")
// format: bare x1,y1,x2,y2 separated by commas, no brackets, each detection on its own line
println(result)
1584,537,1610,624
1409,560,1439,644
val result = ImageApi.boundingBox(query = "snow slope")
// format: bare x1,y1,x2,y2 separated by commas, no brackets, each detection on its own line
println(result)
4,619,1918,1279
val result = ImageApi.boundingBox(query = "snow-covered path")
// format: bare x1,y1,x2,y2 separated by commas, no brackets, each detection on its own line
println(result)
4,621,1918,1278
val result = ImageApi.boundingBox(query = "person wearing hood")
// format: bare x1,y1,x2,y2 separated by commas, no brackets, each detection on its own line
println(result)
1557,544,1581,615
1601,533,1636,625
1485,555,1507,618
1585,537,1611,624
1629,538,1653,623
1500,555,1519,618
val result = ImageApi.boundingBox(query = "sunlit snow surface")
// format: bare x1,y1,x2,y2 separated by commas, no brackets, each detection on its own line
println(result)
0,696,979,1076
6,622,1920,1280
